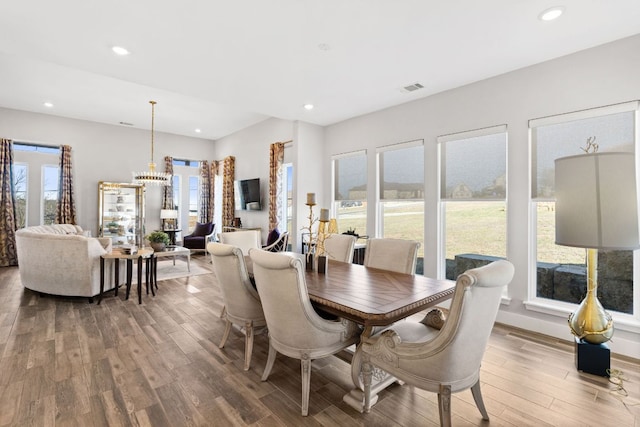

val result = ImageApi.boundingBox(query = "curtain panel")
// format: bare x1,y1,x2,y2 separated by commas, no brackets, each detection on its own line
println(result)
222,156,235,227
56,144,77,224
268,142,285,231
0,139,18,266
199,160,212,223
162,156,174,209
210,160,219,223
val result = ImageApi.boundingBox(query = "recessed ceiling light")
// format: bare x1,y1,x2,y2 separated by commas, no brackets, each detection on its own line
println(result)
538,6,565,21
43,102,54,108
303,104,314,110
318,43,331,51
195,128,202,133
112,46,130,56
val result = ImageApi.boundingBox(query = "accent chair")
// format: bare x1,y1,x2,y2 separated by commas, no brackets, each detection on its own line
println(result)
182,222,216,253
361,259,515,426
249,249,360,416
363,237,420,275
208,242,266,371
323,233,357,263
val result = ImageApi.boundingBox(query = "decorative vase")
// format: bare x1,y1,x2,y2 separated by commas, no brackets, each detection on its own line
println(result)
150,242,166,252
317,255,328,274
305,253,314,271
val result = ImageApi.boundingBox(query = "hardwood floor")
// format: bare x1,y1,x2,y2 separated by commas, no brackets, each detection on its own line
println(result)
1,254,638,426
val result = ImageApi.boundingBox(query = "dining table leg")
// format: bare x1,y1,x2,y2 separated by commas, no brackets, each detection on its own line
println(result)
343,325,399,413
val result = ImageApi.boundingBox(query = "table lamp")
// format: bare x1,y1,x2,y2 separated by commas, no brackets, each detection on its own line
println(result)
555,151,639,345
160,209,178,230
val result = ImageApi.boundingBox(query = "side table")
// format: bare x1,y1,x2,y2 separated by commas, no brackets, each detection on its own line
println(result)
100,248,156,304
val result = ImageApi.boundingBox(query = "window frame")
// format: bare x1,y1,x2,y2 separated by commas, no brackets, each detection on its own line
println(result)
526,101,640,329
375,139,425,254
437,125,508,282
331,150,367,235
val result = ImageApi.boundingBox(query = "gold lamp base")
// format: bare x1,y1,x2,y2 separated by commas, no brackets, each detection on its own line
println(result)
568,248,614,344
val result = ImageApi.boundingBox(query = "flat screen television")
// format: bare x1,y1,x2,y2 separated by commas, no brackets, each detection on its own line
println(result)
235,178,262,210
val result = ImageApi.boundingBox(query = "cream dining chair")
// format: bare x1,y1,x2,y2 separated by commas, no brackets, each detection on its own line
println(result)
249,249,360,416
218,230,261,255
323,233,357,263
208,242,266,371
363,237,420,274
361,260,515,426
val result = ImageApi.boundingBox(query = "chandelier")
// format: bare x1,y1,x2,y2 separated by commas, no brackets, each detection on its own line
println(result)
133,100,171,186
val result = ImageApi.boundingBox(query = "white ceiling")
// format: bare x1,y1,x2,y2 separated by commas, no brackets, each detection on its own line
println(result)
1,1,639,140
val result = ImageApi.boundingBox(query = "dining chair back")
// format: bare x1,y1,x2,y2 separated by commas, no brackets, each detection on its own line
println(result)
249,248,359,416
208,242,266,371
262,231,289,252
363,238,420,274
361,259,515,425
218,230,261,255
323,233,357,263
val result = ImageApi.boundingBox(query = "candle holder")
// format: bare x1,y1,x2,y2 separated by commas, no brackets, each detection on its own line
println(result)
316,219,329,274
302,198,317,271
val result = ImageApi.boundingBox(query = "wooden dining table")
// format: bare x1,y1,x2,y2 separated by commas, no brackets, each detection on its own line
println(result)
302,259,456,411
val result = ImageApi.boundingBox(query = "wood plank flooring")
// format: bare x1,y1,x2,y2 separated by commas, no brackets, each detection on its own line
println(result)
0,254,638,426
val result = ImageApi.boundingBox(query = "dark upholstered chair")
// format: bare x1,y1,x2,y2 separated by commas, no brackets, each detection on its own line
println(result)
182,222,215,253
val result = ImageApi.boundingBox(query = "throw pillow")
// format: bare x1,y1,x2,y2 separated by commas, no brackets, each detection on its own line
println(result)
266,228,280,246
192,222,213,237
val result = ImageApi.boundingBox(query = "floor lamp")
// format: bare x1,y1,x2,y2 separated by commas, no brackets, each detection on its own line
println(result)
555,152,639,375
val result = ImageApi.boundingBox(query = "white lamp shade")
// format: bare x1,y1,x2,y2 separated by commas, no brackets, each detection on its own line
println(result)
555,152,640,250
160,209,178,219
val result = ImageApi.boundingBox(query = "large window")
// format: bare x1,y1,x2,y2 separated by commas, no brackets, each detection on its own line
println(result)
377,140,424,257
530,101,638,317
332,151,367,236
439,126,507,280
13,143,60,227
41,165,59,225
172,159,200,234
188,175,199,232
13,163,28,228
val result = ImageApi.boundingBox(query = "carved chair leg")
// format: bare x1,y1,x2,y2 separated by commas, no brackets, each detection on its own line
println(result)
438,384,452,427
261,342,277,381
471,379,489,420
219,319,232,349
300,355,311,416
244,321,254,371
219,305,226,319
362,355,373,413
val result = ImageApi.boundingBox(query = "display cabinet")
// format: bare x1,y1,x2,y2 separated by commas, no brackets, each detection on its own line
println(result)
98,182,145,247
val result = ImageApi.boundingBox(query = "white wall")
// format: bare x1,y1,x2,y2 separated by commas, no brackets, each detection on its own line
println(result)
0,108,215,233
213,117,294,242
323,34,640,358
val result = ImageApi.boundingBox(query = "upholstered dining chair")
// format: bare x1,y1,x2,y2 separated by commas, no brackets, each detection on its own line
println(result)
218,230,261,255
249,249,360,416
208,242,266,371
182,222,216,254
361,259,515,426
363,238,420,274
323,233,357,263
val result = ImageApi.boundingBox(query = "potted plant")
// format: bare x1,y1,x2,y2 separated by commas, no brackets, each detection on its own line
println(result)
146,230,170,252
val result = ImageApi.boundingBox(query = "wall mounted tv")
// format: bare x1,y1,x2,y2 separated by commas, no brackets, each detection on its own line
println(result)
235,178,262,210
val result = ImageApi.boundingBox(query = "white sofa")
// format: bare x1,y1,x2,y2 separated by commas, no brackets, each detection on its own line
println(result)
15,224,113,302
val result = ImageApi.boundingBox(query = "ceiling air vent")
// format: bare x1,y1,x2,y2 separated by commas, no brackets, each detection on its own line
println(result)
401,82,424,93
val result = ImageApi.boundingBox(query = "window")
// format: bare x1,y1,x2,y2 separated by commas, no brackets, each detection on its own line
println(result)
283,163,293,237
172,159,200,233
42,165,59,225
13,142,60,227
13,163,28,228
188,175,199,232
530,101,638,317
377,140,424,259
439,126,507,280
332,151,367,236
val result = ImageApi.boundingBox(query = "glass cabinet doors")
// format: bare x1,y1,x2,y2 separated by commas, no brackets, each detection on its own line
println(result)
98,182,145,247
